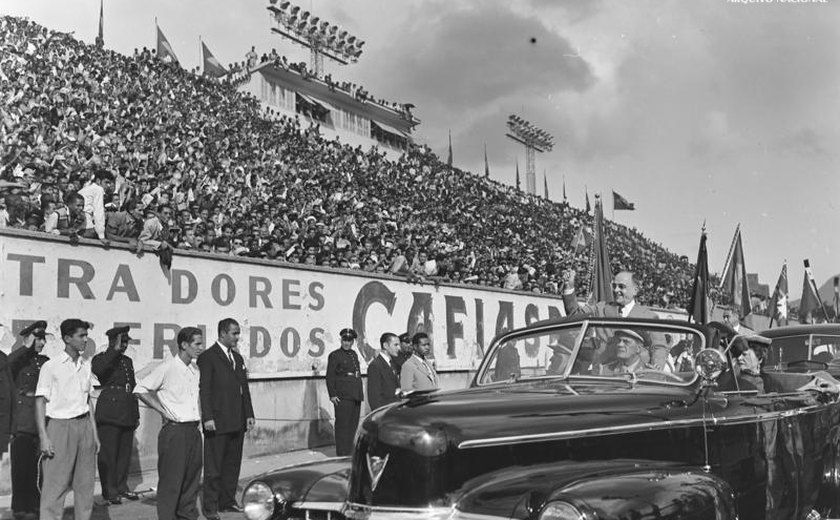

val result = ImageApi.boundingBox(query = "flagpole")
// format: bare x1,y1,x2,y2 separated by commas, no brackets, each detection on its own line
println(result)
199,35,202,76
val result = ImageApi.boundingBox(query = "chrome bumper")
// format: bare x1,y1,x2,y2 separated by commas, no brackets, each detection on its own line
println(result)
341,502,505,520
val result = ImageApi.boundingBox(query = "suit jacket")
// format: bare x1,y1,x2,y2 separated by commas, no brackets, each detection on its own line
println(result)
8,346,49,434
325,348,363,402
562,294,659,319
400,355,438,392
92,348,140,428
198,343,254,434
367,355,400,411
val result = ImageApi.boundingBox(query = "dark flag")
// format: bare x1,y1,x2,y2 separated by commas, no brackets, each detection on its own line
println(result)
515,160,520,191
720,226,751,320
585,187,591,213
544,172,549,199
767,263,788,328
484,144,490,178
202,41,226,77
612,190,635,210
799,259,825,323
562,177,567,202
96,0,104,47
686,229,710,324
447,130,453,167
590,195,614,304
156,22,179,65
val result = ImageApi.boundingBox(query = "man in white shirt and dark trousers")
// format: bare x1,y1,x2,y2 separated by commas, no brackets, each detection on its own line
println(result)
35,319,100,520
77,169,112,246
134,327,204,520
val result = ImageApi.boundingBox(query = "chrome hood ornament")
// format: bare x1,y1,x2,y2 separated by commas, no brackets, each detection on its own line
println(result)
366,452,389,492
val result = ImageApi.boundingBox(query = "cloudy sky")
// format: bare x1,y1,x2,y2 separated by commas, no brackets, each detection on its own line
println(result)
5,0,839,291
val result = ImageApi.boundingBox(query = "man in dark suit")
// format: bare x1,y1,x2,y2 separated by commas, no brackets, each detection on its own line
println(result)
367,333,401,411
561,270,659,319
92,325,140,505
394,332,413,370
325,328,363,456
198,318,255,519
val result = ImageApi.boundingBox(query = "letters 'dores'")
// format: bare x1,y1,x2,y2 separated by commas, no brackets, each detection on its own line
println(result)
1,232,566,378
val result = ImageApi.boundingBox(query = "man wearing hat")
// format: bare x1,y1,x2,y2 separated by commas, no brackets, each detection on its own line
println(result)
737,334,771,393
91,326,140,505
325,328,363,456
8,320,50,519
394,333,414,370
599,329,650,375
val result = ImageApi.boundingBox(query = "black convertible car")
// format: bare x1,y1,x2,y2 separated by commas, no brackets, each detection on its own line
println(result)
241,317,840,520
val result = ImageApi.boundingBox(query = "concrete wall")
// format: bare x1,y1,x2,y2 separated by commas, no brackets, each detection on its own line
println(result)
0,371,472,495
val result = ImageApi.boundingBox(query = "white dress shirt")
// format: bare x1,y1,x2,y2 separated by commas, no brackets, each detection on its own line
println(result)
134,356,201,422
35,351,93,419
77,182,106,239
618,300,636,317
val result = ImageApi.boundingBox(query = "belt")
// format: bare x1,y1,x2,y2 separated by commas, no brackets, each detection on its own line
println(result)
166,421,200,426
48,412,89,420
344,372,361,378
103,384,133,392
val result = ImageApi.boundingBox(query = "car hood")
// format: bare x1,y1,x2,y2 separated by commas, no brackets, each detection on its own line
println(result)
368,378,704,449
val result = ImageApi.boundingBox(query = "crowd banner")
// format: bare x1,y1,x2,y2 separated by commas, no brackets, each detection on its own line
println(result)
0,229,573,379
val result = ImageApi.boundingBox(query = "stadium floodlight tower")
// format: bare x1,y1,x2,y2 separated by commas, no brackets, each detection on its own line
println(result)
267,0,364,77
505,115,554,195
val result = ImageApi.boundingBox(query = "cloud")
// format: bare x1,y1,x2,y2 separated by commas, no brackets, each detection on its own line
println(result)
374,2,595,120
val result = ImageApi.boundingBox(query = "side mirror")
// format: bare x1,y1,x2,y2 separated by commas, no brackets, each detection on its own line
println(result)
694,349,727,385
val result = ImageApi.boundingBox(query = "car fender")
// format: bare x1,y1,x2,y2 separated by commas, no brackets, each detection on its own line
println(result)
453,459,737,520
245,457,351,508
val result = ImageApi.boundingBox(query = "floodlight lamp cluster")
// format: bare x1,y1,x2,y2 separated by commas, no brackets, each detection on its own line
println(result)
268,1,364,63
506,114,554,152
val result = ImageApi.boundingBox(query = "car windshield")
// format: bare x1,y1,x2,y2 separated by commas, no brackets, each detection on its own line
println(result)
477,322,704,386
766,334,840,368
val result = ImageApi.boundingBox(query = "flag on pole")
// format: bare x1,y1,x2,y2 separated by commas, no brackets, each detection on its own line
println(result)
562,177,567,202
834,276,839,320
544,172,549,199
799,259,826,323
156,22,179,65
589,195,614,304
515,160,520,191
201,40,227,77
446,130,453,167
767,263,789,327
612,190,635,210
720,226,751,319
484,144,490,178
571,226,592,255
686,229,710,324
96,0,104,47
585,187,591,213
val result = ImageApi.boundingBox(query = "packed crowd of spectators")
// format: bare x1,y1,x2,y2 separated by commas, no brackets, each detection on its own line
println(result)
0,16,698,308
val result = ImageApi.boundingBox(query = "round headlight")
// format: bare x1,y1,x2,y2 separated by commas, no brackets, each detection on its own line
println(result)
243,481,275,520
694,348,727,383
539,500,585,520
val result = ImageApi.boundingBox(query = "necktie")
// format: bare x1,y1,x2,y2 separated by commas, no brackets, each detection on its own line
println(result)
227,348,235,367
618,306,625,318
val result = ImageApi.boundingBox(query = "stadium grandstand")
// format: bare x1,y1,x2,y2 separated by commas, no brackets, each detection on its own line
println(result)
0,15,707,309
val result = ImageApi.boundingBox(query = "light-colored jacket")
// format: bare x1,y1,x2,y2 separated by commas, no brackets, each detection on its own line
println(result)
400,355,438,392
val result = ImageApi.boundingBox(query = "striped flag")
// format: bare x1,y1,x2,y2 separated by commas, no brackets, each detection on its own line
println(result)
720,226,751,320
156,23,179,64
799,259,826,323
202,41,226,77
767,263,788,327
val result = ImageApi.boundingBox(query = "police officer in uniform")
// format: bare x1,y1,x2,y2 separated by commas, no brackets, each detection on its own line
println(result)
8,320,50,520
92,326,140,505
325,328,363,456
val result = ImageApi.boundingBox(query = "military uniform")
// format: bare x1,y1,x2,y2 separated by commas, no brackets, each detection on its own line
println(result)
8,320,50,517
325,329,363,456
92,326,140,504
